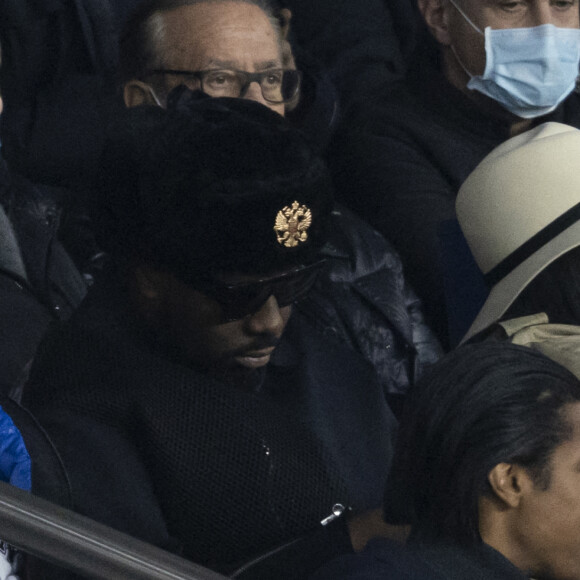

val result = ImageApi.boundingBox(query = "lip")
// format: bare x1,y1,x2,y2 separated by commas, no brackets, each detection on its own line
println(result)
234,347,276,369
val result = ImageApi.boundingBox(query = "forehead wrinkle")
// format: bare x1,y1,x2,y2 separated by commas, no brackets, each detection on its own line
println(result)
205,58,282,70
157,2,283,66
255,59,282,70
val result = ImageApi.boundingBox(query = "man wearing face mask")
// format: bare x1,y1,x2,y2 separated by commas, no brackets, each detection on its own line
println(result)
329,0,580,347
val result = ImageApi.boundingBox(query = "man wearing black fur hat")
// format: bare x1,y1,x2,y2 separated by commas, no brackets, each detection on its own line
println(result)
23,94,402,578
118,0,443,403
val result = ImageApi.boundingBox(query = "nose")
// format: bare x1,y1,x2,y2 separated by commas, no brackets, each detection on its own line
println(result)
242,81,285,115
244,295,288,338
242,80,270,107
531,2,554,26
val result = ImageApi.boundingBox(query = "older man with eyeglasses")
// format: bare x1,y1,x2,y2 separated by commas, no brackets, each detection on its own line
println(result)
120,0,297,113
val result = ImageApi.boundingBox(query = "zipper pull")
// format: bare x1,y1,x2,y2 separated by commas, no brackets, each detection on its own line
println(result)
320,503,347,526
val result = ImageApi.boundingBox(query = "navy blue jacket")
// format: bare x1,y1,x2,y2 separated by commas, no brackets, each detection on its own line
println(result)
311,538,530,580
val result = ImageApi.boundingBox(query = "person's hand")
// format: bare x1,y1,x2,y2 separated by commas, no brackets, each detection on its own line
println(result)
347,508,410,552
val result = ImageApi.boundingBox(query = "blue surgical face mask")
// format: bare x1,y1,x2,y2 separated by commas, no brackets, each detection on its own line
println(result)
448,0,580,119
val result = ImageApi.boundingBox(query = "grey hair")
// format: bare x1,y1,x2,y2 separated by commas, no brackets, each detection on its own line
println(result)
119,0,283,90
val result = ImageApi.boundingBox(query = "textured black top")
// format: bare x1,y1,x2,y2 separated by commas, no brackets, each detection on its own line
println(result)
23,271,396,577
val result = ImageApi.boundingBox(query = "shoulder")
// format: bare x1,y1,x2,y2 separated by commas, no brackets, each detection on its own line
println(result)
341,79,426,138
323,205,404,283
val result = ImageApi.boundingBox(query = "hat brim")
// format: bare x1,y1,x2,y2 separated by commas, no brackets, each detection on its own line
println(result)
461,219,580,343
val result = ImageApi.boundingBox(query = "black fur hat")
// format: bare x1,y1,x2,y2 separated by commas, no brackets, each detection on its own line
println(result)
95,88,333,278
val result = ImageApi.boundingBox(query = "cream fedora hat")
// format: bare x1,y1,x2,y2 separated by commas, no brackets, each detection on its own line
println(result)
458,122,580,343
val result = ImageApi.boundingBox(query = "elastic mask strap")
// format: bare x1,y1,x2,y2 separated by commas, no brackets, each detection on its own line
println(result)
450,44,477,78
446,0,483,78
447,0,483,35
149,86,164,108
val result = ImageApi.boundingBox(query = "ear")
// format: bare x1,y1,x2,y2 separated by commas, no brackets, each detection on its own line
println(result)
418,0,453,46
133,264,170,300
123,80,158,108
487,463,532,509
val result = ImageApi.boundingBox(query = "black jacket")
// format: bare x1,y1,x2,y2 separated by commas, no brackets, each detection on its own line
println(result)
23,273,397,578
0,159,86,395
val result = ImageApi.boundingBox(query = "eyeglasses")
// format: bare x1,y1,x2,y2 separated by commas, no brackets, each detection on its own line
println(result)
150,68,302,104
184,260,325,322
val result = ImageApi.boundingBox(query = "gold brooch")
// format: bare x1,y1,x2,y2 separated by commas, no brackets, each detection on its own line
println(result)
274,201,312,248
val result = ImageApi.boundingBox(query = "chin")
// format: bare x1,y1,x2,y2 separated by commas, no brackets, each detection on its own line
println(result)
210,364,267,392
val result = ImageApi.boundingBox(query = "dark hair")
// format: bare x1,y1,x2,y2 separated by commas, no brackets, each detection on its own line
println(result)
384,342,580,545
503,245,580,325
119,0,282,87
95,89,332,278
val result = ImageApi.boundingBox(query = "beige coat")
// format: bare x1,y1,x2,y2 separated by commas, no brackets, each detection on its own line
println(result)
499,313,580,379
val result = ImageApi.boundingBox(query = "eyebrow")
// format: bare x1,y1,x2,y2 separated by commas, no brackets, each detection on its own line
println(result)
205,59,283,70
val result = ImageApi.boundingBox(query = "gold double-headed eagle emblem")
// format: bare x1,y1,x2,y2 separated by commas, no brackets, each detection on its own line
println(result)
274,201,312,248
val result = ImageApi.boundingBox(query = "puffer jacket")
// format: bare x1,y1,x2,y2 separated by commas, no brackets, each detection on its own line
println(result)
298,205,443,399
0,159,86,395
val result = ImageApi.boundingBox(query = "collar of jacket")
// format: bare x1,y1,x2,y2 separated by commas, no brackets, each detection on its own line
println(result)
0,203,28,284
0,161,67,298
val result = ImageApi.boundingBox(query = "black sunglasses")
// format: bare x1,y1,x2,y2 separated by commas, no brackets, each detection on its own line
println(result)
187,260,325,322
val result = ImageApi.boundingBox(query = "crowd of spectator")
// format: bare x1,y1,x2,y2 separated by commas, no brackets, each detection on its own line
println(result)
1,0,580,578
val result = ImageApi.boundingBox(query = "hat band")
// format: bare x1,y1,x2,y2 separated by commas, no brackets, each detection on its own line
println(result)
484,201,580,287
